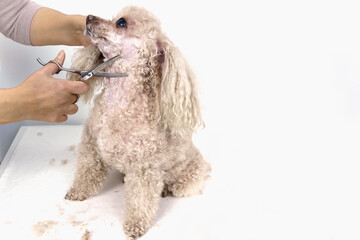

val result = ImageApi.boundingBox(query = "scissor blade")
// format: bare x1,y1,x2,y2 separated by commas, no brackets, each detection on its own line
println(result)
88,54,122,75
93,72,128,78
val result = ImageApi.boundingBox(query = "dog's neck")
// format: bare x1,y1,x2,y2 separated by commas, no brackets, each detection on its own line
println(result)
100,36,140,64
97,37,160,111
102,58,157,112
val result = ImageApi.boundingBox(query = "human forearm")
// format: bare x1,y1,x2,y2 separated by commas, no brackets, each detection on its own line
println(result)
30,8,88,46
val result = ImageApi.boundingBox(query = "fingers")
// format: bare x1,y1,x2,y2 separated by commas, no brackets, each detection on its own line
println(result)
51,104,78,123
54,115,68,123
64,80,90,95
66,103,79,115
43,50,66,75
54,50,65,66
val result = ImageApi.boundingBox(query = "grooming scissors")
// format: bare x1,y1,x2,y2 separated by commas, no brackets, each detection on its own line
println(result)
37,54,128,81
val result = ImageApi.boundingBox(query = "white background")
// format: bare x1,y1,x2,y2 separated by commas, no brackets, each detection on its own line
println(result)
1,0,360,239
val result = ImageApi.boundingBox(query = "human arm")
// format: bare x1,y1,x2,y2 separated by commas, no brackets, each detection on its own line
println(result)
0,0,88,46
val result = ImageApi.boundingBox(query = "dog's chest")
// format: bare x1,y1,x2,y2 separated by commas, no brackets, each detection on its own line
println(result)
93,97,160,168
95,125,162,170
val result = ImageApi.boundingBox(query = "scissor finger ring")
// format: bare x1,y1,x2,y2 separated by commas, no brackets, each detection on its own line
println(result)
73,94,79,104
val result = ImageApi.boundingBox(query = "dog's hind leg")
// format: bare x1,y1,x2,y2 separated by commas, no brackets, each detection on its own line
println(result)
166,147,211,198
65,127,108,201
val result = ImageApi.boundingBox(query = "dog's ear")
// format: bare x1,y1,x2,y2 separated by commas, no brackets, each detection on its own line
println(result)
158,38,204,136
67,45,103,103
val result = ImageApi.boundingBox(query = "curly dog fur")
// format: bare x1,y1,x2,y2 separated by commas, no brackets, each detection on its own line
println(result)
65,6,211,239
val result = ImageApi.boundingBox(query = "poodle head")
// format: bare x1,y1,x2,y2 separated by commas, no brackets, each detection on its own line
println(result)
85,6,161,59
69,6,204,135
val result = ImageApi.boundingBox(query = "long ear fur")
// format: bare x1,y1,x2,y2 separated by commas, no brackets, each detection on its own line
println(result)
67,44,103,103
159,38,204,136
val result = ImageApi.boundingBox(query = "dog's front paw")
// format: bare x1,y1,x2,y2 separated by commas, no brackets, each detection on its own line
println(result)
123,218,149,240
64,188,88,201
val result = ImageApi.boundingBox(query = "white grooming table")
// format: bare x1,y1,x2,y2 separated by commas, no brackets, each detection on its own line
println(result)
2,125,360,240
0,125,220,240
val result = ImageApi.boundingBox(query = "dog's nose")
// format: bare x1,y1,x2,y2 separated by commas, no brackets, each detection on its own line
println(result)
86,15,97,24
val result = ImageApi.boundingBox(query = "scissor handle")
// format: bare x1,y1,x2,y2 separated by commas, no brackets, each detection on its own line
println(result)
36,58,84,75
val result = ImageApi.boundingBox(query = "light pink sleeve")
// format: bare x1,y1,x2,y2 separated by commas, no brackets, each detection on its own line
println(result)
0,0,42,45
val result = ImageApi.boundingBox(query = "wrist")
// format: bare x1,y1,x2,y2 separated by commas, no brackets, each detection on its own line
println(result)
0,88,25,124
66,14,88,46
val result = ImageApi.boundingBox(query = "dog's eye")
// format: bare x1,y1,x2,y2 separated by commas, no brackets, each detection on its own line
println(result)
116,18,127,27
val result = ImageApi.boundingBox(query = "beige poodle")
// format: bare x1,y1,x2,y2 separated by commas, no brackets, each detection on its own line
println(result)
65,6,211,239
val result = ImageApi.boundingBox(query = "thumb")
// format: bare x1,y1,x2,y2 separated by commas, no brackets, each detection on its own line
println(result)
43,50,66,75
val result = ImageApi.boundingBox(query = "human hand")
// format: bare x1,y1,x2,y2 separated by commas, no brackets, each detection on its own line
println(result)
9,51,89,123
30,8,90,46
